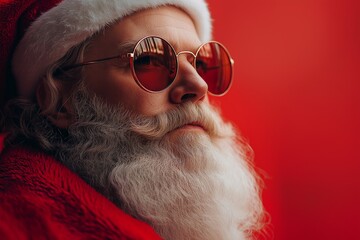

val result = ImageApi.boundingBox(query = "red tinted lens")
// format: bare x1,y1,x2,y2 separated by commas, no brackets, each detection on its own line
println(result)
196,42,233,95
133,37,177,92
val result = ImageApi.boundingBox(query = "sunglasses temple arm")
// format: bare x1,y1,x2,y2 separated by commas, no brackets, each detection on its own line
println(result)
60,53,132,72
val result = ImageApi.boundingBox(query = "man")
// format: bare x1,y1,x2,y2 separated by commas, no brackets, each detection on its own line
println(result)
0,0,265,239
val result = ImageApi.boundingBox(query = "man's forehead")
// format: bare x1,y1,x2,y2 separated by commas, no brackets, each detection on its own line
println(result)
110,6,201,50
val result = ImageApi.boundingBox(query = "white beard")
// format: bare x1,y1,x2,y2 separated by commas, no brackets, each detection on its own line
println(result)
56,89,264,240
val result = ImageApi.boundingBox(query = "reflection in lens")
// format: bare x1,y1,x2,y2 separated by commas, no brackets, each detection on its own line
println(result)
196,42,232,95
133,37,177,91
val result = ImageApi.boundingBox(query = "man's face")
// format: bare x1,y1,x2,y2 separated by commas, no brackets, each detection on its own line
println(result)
82,6,208,117
48,6,264,238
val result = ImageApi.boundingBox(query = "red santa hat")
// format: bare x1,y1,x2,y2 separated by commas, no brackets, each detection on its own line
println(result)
0,0,211,107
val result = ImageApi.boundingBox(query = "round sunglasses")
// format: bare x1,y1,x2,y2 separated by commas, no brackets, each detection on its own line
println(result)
61,36,234,96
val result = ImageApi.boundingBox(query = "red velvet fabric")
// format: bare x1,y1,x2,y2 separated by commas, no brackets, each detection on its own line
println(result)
0,133,5,153
0,136,162,240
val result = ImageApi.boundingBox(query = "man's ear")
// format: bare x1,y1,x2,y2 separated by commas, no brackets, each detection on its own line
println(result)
36,78,74,129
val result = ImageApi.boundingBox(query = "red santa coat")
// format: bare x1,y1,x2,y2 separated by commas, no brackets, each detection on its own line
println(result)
0,134,162,240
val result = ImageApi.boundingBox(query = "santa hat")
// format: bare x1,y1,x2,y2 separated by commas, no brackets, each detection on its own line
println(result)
0,0,211,107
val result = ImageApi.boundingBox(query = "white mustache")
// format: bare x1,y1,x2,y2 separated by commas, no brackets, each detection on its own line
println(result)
129,102,231,140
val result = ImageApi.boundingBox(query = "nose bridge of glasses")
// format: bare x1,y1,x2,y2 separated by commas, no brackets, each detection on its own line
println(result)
177,51,196,65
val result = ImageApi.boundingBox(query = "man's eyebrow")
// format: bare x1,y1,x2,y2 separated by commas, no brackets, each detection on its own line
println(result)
116,41,137,53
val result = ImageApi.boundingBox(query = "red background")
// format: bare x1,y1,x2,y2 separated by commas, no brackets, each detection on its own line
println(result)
207,0,360,239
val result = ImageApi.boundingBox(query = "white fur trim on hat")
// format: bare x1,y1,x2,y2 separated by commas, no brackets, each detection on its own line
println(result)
12,0,212,98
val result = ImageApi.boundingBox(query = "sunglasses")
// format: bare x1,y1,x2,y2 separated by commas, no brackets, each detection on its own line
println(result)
61,36,234,96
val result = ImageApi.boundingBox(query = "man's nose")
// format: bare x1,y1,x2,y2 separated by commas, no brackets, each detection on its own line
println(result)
169,53,208,104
